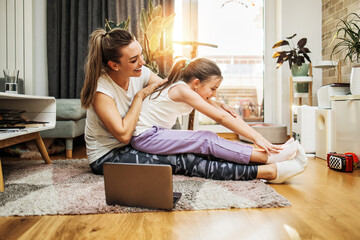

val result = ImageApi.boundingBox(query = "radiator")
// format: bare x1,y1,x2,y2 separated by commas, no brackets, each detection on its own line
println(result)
0,0,33,94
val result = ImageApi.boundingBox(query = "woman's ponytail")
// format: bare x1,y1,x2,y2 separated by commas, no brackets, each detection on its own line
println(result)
81,29,106,108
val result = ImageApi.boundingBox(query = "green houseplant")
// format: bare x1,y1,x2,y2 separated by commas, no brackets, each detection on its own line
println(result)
331,13,360,63
330,13,360,95
104,0,175,77
272,33,312,92
139,0,175,76
105,17,130,32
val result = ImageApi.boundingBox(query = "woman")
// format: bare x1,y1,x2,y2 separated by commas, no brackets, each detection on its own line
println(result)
80,28,306,183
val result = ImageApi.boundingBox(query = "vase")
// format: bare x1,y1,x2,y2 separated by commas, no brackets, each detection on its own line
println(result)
350,66,360,95
291,63,309,76
294,82,309,93
291,63,309,93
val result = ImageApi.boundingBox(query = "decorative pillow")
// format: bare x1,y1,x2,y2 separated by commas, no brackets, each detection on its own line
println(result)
56,99,87,121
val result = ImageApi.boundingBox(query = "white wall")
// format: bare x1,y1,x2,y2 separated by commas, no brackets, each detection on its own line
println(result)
33,0,48,96
0,0,34,94
274,0,322,133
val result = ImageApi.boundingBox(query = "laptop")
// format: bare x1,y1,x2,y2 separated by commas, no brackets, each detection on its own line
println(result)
103,163,182,210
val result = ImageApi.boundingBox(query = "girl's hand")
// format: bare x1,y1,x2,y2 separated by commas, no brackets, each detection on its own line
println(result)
219,102,237,117
136,78,168,100
220,102,237,117
253,136,283,156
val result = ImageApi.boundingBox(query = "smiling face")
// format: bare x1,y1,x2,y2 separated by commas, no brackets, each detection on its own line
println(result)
195,76,223,101
110,40,146,78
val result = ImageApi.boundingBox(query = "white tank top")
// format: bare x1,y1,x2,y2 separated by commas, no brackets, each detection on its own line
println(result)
133,81,193,136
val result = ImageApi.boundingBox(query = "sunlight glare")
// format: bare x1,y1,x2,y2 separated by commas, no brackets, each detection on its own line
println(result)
172,0,183,58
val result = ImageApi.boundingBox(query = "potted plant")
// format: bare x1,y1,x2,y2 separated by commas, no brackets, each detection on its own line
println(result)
331,13,360,95
139,0,175,77
272,34,312,92
104,0,175,77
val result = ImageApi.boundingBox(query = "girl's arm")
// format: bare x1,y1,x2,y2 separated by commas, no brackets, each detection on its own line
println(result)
93,79,166,144
169,85,281,155
210,99,237,117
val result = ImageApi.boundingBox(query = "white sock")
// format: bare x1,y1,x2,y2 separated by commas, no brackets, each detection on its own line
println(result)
283,138,295,146
268,158,306,184
295,144,308,168
267,140,299,163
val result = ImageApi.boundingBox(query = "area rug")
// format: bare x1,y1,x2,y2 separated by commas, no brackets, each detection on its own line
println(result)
0,158,291,216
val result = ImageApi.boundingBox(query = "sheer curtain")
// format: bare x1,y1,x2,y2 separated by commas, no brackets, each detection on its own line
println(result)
46,0,174,98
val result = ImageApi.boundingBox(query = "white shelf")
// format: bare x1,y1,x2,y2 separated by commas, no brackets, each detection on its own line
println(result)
292,76,313,83
0,93,56,140
313,61,338,68
294,92,310,98
330,95,360,101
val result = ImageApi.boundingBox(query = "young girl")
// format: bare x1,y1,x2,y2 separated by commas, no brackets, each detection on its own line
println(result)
130,58,308,183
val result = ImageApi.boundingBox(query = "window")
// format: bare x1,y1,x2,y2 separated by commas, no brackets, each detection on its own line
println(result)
173,0,272,132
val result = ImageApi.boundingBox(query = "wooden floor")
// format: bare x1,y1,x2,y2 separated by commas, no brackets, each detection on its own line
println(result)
1,138,360,240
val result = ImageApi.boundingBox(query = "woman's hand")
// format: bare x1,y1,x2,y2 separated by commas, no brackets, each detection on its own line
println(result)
136,78,168,100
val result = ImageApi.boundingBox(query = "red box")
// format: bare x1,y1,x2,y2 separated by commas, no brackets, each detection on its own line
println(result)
327,153,354,172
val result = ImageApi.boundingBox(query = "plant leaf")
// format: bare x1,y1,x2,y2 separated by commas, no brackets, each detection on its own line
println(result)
140,9,149,33
152,5,163,18
300,47,311,53
272,40,289,49
286,33,297,39
297,38,307,48
276,55,284,63
303,52,311,62
163,13,176,30
149,34,161,52
272,51,283,58
149,0,154,16
146,16,164,38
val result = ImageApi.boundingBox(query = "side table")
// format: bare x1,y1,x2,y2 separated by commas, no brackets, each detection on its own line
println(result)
0,93,56,191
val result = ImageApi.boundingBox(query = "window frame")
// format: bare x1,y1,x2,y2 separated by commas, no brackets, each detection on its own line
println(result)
176,0,277,132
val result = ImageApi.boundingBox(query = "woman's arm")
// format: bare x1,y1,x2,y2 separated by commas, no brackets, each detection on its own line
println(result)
93,79,166,144
169,85,281,155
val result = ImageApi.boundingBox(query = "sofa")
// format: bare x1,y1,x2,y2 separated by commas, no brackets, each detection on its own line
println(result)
40,99,86,158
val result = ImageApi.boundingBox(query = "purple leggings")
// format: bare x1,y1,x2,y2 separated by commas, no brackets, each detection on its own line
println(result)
130,126,253,164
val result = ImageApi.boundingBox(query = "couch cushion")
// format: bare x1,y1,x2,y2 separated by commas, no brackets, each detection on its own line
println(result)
40,118,86,138
56,99,86,120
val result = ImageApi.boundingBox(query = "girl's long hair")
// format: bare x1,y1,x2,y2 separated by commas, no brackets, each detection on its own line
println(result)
81,28,135,108
151,58,222,99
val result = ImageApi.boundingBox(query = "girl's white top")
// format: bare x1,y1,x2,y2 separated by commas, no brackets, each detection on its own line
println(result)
133,81,193,136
